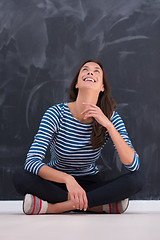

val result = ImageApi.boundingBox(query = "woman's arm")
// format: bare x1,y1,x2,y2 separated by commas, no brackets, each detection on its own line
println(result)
39,165,88,211
38,165,70,183
82,103,139,167
24,105,60,175
104,121,135,165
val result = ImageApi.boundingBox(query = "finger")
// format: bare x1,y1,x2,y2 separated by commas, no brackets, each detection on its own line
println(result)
83,110,97,117
68,192,71,201
70,193,76,208
83,193,88,211
81,107,97,115
84,112,96,119
79,194,84,211
74,195,80,209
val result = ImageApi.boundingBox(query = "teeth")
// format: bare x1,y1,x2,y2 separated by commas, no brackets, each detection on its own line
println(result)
84,78,95,82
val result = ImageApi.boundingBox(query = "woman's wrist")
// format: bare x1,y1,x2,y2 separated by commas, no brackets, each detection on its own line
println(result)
104,119,113,131
64,174,74,185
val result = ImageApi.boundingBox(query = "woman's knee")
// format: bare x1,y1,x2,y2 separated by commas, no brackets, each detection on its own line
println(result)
12,168,34,195
127,169,145,193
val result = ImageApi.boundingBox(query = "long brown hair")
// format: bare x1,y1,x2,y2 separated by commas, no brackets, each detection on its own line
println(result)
69,60,116,149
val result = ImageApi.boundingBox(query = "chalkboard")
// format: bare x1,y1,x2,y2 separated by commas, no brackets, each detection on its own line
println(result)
0,0,160,200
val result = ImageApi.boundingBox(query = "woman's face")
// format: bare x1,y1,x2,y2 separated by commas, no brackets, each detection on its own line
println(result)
76,62,104,93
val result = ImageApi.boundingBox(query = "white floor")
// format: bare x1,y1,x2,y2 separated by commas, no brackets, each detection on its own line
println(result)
0,201,160,240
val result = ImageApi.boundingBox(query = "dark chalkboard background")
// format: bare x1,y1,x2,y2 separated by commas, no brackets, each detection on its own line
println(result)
0,0,160,200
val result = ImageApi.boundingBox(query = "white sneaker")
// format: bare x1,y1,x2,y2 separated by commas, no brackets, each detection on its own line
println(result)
102,198,129,214
23,194,48,215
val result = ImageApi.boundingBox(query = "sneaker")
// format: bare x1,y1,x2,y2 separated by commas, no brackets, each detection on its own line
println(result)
102,198,129,214
23,194,48,215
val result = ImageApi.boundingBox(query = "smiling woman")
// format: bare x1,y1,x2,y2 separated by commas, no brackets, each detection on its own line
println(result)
13,59,144,215
69,60,116,149
77,62,104,91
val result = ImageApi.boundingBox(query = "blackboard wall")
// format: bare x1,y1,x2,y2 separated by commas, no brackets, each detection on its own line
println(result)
0,0,160,200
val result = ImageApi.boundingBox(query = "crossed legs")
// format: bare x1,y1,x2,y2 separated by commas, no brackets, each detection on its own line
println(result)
13,169,144,214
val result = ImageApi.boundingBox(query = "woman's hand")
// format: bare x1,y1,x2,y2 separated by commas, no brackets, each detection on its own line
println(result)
65,175,88,211
81,102,111,128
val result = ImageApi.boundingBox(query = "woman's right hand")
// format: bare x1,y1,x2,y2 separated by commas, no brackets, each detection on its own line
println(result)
65,175,88,211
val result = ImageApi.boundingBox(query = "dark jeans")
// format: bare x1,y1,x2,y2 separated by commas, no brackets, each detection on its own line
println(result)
13,168,144,208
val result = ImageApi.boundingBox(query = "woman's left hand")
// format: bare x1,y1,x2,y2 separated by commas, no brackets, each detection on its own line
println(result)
81,103,111,128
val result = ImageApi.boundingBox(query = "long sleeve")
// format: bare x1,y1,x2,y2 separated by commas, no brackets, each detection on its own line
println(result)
106,111,140,171
24,105,61,175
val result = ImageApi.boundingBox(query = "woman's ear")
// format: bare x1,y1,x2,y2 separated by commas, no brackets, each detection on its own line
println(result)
75,81,79,89
101,84,104,92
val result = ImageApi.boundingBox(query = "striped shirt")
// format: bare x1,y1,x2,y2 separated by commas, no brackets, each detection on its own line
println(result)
24,102,140,176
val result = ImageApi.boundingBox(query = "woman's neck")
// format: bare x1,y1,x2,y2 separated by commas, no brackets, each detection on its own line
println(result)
76,93,97,107
69,91,99,123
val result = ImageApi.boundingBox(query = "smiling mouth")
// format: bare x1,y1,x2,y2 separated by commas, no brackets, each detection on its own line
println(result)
83,77,96,83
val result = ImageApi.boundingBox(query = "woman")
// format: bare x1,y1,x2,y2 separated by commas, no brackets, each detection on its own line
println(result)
13,60,144,215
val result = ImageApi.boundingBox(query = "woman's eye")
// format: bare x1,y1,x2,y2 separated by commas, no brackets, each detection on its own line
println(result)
95,70,100,73
82,68,88,71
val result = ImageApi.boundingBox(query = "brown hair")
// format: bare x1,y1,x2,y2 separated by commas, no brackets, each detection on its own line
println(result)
69,60,116,149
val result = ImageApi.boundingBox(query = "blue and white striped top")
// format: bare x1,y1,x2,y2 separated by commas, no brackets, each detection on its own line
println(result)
24,102,140,176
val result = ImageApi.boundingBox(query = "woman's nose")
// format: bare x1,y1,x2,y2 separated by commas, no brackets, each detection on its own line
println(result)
87,72,93,75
